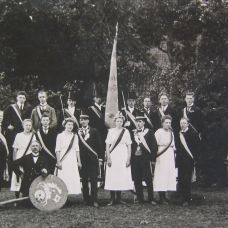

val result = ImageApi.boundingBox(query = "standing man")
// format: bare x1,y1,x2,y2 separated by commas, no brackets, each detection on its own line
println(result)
2,91,32,178
88,93,107,181
78,114,103,207
131,116,158,205
182,92,204,140
36,114,57,174
141,97,154,130
121,91,140,131
176,117,200,206
58,92,81,132
31,90,57,131
152,92,178,132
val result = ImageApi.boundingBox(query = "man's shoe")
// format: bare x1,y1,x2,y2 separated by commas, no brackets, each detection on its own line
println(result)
107,200,115,206
151,200,157,206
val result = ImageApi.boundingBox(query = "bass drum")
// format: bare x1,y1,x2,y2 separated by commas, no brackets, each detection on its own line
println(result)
29,174,68,211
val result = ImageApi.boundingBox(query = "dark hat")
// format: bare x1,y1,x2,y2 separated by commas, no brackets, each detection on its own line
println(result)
135,116,147,121
80,110,89,119
127,91,137,100
67,92,77,101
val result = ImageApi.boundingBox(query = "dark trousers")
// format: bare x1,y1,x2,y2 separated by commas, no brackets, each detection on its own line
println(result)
178,163,194,202
132,156,153,202
0,167,4,191
81,172,98,204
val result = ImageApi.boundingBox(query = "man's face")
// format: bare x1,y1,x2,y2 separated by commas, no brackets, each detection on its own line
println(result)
143,98,151,108
41,117,50,127
38,92,47,104
67,99,76,107
137,120,145,129
94,97,102,105
159,95,169,106
180,119,189,131
31,142,41,154
80,118,89,127
127,99,136,108
17,95,26,104
185,95,194,107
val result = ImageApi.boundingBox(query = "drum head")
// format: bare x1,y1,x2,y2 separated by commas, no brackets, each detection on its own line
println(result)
29,175,68,211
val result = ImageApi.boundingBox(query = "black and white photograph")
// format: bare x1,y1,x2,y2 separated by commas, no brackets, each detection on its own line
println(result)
0,0,228,227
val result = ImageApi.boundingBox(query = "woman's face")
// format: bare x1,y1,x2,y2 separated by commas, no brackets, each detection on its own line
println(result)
162,119,171,130
115,118,123,128
23,121,32,132
65,121,74,132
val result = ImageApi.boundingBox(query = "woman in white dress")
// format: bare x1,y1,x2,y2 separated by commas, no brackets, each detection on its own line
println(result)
55,118,82,195
105,112,133,205
10,119,35,198
153,115,177,204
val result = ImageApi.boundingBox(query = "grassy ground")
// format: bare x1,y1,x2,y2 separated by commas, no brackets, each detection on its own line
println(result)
0,186,228,228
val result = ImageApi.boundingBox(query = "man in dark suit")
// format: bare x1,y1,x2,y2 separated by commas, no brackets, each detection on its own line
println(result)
131,116,158,205
176,117,201,206
182,92,204,139
121,91,140,131
2,91,32,178
152,92,178,133
12,140,48,197
31,90,57,131
78,114,103,208
58,92,81,132
88,93,107,182
141,97,155,130
36,114,57,174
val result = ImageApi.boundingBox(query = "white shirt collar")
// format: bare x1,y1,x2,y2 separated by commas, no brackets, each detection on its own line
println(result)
40,102,47,107
95,103,102,110
181,127,189,133
161,105,168,111
128,106,134,113
17,102,24,109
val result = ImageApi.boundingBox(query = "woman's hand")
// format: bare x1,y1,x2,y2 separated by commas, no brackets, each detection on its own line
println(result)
126,159,131,168
56,161,62,170
107,157,112,167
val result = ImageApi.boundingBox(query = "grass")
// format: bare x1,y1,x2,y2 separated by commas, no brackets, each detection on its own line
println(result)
0,186,228,228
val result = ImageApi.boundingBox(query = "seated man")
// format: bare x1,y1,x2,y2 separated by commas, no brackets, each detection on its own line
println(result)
12,140,48,197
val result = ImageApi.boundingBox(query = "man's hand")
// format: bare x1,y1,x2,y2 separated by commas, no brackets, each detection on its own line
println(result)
8,125,14,130
41,168,48,177
56,161,62,170
107,157,112,167
124,121,130,127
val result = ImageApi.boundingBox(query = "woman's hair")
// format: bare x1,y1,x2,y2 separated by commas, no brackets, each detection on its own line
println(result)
62,117,75,127
161,115,172,123
22,119,33,126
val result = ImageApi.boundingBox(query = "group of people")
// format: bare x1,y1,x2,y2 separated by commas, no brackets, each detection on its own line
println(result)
0,89,204,207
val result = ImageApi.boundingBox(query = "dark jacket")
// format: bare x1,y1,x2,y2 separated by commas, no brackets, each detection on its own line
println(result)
78,126,103,176
140,108,155,130
12,153,48,196
181,105,204,135
121,106,140,131
176,128,201,167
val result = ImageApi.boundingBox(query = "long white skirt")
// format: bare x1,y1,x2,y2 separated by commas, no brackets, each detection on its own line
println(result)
104,144,133,191
55,149,81,195
153,147,177,192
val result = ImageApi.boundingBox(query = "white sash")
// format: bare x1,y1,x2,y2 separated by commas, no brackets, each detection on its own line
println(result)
90,106,103,119
11,104,23,123
65,109,79,128
136,129,151,154
158,108,165,118
78,131,98,159
37,130,56,160
144,112,153,128
179,132,193,159
36,106,42,120
125,110,137,128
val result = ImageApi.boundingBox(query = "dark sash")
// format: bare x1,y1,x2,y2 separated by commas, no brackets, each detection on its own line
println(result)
60,134,75,162
109,129,125,153
156,131,173,158
22,133,35,157
55,134,75,176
